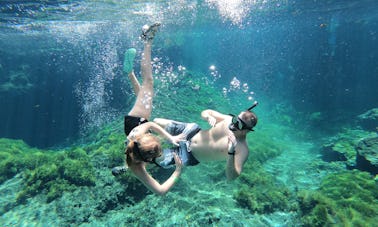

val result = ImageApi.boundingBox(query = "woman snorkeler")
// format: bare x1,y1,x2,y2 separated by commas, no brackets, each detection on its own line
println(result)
112,23,185,195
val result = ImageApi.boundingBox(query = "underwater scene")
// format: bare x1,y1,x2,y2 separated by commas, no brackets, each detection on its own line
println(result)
1,0,378,226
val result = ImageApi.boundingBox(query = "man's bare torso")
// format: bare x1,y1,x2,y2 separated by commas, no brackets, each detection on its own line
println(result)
190,117,245,162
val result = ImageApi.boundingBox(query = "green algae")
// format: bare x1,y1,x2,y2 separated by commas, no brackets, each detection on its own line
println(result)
0,138,44,183
297,170,378,226
0,138,96,203
247,130,285,164
85,122,126,168
16,147,96,203
234,160,291,213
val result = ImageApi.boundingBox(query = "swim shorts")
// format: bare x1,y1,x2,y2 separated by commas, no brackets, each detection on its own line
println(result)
159,121,201,168
124,115,148,136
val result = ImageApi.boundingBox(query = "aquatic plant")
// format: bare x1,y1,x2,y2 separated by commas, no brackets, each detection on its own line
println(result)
0,138,97,203
247,131,285,164
297,170,378,226
16,147,96,203
0,138,44,183
85,122,126,168
234,160,291,213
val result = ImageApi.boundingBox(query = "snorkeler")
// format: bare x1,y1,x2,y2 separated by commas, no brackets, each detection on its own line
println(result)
154,101,258,180
113,23,258,196
112,23,186,195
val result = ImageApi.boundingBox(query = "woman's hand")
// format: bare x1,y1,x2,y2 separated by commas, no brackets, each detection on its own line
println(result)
173,153,183,172
171,133,186,146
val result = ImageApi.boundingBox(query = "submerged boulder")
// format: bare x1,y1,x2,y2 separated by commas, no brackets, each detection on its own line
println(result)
357,108,378,132
320,132,359,168
321,142,355,168
320,129,376,171
356,137,378,175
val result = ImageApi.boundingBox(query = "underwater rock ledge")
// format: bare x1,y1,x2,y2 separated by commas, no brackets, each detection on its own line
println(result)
320,109,378,175
356,137,378,175
357,108,378,132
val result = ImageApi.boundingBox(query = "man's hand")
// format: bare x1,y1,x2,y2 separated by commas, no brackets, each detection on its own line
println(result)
227,130,237,154
207,115,217,127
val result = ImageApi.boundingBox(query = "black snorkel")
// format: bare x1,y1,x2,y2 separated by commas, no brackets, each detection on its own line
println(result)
247,101,258,111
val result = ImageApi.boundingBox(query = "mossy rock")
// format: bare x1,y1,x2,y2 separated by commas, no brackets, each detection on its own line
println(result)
357,108,378,131
320,129,375,167
15,147,96,204
247,131,284,164
356,137,378,175
0,138,46,183
297,170,378,226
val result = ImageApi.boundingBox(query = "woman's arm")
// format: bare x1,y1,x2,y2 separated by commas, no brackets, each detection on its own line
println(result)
144,122,184,146
130,153,183,195
128,122,183,145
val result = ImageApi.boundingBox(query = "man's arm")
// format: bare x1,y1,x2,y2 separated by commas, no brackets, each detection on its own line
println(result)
226,147,249,180
225,132,249,180
201,109,230,127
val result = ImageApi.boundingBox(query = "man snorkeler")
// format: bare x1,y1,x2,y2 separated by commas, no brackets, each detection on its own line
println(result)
154,101,258,180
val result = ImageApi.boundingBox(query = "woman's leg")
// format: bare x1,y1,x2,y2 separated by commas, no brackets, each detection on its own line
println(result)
128,23,160,119
128,40,154,119
128,71,140,95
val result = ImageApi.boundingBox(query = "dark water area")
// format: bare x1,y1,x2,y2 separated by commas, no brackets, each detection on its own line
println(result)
0,0,377,148
0,39,80,147
0,23,132,148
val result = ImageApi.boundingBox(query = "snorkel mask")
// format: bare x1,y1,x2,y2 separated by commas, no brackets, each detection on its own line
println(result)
228,101,258,131
131,141,162,167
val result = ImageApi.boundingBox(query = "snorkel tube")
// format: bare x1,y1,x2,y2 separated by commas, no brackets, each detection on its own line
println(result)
247,101,258,111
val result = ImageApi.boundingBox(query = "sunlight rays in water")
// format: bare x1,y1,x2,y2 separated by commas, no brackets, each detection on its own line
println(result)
205,0,289,25
206,0,257,25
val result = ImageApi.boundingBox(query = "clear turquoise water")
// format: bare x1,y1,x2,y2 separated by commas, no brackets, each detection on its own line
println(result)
0,0,377,226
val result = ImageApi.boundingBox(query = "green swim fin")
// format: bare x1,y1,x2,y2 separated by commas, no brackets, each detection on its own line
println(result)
123,48,136,74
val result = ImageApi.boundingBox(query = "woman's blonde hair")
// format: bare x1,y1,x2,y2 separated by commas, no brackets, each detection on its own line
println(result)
125,134,162,166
